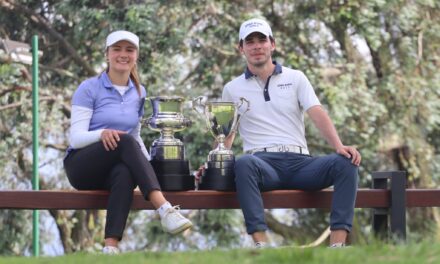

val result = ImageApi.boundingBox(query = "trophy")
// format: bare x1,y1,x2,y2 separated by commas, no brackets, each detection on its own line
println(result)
145,96,194,191
193,96,250,191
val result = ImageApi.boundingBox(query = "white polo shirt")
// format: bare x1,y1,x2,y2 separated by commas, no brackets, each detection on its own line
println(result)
222,62,320,152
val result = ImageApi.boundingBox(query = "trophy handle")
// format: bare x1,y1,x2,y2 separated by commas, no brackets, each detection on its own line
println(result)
192,96,206,114
192,96,213,134
231,97,250,133
144,116,154,129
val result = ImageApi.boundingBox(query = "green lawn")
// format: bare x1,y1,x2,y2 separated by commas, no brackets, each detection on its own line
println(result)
1,242,439,264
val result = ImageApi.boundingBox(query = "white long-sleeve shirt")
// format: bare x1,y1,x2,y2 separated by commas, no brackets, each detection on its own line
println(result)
69,105,151,160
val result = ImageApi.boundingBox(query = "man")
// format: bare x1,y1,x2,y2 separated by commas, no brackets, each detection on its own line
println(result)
222,18,361,248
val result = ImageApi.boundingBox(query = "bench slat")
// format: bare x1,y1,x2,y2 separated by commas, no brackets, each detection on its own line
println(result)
0,189,438,210
406,189,440,207
0,189,390,210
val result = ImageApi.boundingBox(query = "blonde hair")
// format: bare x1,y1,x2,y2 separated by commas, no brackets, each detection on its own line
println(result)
130,64,141,96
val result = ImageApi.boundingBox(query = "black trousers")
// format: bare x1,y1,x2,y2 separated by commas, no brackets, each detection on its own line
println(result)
64,134,161,240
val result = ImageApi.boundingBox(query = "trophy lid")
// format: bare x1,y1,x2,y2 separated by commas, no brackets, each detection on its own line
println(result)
206,101,235,106
148,96,184,102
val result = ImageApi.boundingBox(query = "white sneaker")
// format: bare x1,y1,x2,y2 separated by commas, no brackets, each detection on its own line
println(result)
254,241,268,249
161,205,193,234
329,243,347,248
102,246,120,254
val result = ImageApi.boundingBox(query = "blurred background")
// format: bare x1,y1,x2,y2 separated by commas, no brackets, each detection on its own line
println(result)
0,0,439,256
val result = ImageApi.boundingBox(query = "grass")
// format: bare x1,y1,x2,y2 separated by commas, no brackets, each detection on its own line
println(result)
1,242,439,264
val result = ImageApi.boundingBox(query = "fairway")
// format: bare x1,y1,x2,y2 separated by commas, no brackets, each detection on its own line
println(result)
1,242,439,264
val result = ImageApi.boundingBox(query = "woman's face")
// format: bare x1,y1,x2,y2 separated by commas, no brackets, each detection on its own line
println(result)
106,40,138,74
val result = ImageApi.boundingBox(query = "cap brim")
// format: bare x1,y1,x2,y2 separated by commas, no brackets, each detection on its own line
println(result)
241,31,270,41
107,39,138,48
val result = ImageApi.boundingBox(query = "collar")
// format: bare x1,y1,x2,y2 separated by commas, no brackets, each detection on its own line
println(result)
244,61,282,79
100,71,135,90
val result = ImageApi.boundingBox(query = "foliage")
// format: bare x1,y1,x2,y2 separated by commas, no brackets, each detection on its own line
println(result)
2,241,440,264
1,0,440,256
0,210,31,256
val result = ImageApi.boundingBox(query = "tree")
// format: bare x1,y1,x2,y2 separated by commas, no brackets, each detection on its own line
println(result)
1,0,440,255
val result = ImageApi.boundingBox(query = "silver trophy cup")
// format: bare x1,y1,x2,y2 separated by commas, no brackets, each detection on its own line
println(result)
193,96,250,190
145,96,194,190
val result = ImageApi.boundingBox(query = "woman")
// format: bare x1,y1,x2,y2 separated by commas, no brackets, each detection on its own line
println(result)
64,30,192,254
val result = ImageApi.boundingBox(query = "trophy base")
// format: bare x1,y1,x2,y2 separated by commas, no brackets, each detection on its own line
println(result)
198,161,236,191
151,160,194,191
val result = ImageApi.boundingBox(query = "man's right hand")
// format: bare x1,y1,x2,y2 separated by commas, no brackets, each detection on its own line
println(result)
101,129,127,151
194,164,206,184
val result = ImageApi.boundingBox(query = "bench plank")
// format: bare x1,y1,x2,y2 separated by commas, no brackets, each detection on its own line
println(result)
406,189,440,207
0,189,438,210
0,189,390,210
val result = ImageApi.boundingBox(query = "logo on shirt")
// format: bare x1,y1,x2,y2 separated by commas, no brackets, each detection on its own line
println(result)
277,83,293,90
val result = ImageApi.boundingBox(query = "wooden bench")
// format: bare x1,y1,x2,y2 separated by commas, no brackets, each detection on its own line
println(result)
1,171,440,240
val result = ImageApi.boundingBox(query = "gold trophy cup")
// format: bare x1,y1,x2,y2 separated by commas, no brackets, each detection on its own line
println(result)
193,96,250,190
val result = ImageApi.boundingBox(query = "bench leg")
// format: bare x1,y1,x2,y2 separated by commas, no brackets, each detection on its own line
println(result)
373,174,388,240
372,171,406,242
390,171,406,240
373,208,388,240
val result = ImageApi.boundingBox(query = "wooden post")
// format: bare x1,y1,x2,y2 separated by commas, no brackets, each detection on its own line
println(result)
372,171,406,241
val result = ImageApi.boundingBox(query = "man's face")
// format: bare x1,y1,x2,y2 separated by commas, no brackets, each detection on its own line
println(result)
240,32,275,68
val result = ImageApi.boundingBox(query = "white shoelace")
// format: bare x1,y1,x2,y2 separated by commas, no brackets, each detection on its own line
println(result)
166,205,185,219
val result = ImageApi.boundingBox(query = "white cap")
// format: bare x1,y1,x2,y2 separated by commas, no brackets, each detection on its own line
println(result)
105,30,139,50
239,18,273,41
